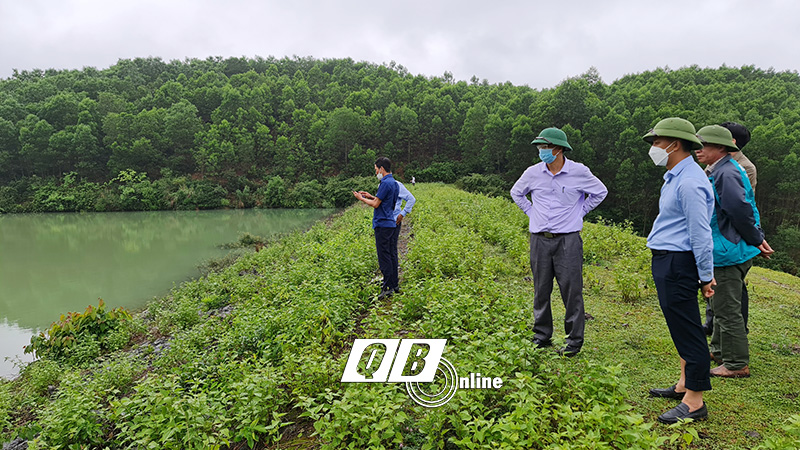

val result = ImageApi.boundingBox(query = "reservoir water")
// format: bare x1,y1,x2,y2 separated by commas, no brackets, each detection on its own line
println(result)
0,208,332,378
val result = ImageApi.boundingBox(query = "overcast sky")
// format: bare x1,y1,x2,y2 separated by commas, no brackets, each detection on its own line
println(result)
1,0,797,89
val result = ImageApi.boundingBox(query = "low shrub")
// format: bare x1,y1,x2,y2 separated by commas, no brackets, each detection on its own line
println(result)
411,162,462,184
754,414,800,449
287,180,324,208
313,385,411,450
257,175,288,208
24,299,132,363
29,373,109,449
455,173,511,198
323,176,374,208
0,382,12,438
172,179,229,209
112,374,232,450
18,359,64,398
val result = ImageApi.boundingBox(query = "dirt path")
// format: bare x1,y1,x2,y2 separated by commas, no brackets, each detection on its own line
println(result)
397,218,413,283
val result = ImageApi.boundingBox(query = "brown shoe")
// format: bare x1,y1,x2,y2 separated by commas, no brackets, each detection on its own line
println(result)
709,352,723,365
710,365,750,378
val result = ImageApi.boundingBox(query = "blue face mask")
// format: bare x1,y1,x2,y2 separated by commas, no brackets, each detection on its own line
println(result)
538,148,558,164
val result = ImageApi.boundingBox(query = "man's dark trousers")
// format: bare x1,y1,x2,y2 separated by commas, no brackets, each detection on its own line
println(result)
651,250,712,392
530,232,585,350
375,226,397,291
706,285,749,333
390,223,401,288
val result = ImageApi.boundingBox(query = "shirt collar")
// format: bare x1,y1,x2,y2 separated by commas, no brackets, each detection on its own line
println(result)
706,154,731,174
664,155,694,181
539,156,572,175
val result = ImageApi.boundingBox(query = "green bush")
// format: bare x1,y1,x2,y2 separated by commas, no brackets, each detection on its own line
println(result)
90,354,143,397
174,179,229,209
287,180,324,208
455,173,511,198
227,362,291,447
24,299,132,362
411,161,462,184
18,359,64,399
445,363,670,450
29,373,109,450
323,176,374,208
112,374,232,450
29,172,101,212
0,180,32,213
258,175,287,208
101,317,143,352
108,169,166,211
152,295,203,333
314,385,411,450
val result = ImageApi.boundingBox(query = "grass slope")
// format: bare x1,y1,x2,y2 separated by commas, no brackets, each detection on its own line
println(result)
1,183,798,449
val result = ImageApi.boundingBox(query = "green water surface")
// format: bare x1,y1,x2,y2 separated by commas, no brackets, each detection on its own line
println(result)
0,208,332,378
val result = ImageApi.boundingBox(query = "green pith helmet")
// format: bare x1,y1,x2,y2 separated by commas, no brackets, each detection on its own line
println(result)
531,127,573,151
642,117,703,151
696,125,738,151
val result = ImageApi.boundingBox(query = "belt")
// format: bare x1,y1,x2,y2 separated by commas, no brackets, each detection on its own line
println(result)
651,249,693,255
533,231,575,238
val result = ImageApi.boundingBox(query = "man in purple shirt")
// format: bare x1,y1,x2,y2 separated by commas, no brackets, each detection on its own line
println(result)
510,127,608,356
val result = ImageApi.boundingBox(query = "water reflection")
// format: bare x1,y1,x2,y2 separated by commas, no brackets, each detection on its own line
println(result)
0,208,332,378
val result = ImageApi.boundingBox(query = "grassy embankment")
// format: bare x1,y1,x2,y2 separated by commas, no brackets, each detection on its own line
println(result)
1,183,799,449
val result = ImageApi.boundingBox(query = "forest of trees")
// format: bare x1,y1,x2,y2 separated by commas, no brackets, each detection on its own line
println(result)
1,56,799,273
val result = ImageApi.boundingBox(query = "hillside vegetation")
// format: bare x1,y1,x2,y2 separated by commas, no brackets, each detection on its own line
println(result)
1,58,800,272
1,184,799,449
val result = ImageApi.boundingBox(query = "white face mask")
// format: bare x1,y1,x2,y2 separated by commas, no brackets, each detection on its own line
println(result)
376,173,384,180
648,141,677,166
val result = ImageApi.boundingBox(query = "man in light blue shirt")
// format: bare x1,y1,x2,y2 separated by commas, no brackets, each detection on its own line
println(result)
390,181,416,293
643,117,715,425
510,127,607,357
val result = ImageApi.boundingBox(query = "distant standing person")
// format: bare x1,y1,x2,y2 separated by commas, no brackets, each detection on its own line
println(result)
390,180,416,294
695,125,773,378
354,157,399,300
510,127,608,357
643,118,715,424
703,121,758,335
721,121,757,193
411,176,416,187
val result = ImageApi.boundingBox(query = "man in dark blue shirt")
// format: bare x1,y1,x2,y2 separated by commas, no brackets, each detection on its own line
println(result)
354,156,399,300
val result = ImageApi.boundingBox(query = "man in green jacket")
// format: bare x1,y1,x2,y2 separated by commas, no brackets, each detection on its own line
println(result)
703,121,759,335
695,125,773,378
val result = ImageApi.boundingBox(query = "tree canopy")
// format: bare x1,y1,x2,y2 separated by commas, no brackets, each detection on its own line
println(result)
1,57,800,272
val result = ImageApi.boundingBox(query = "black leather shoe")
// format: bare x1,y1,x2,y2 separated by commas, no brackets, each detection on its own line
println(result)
557,346,580,357
392,286,402,294
377,289,394,301
532,339,553,349
649,385,686,400
657,402,707,424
